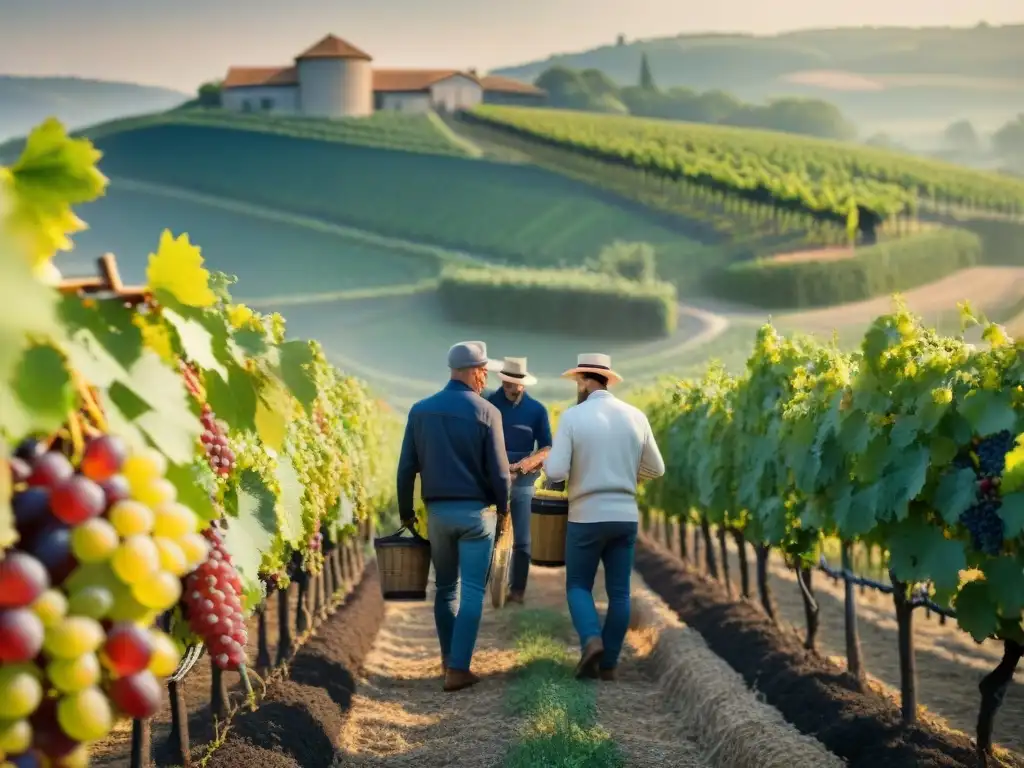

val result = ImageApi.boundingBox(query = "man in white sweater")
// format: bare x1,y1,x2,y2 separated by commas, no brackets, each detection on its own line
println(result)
543,353,665,680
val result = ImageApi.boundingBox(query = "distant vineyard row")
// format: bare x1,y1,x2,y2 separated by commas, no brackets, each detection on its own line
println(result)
467,106,1024,239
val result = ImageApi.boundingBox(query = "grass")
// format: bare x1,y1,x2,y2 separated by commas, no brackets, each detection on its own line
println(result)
80,121,707,275
503,609,624,768
0,107,472,160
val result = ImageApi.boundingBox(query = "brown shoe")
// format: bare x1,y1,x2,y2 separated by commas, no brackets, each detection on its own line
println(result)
599,668,617,682
506,590,525,605
574,637,604,680
443,668,481,692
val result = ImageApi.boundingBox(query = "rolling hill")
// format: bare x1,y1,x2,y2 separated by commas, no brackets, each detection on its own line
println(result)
0,75,189,142
491,24,1024,132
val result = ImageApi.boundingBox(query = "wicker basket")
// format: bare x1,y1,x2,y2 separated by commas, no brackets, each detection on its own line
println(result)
489,520,513,608
374,526,431,600
530,494,569,567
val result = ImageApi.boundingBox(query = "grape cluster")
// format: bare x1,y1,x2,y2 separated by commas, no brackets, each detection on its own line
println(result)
200,405,236,478
181,361,236,479
182,525,248,671
955,431,1016,556
1,436,208,765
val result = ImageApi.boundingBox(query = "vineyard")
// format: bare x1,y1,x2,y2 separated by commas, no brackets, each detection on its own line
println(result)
0,118,399,766
4,114,1024,768
462,106,1024,247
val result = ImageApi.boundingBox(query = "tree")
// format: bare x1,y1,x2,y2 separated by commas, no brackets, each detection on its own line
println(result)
993,114,1024,159
616,34,627,46
197,81,222,107
639,53,656,91
594,241,657,283
943,119,979,153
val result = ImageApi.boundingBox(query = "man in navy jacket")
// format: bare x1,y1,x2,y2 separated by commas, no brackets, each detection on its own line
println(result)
487,357,552,605
396,341,510,692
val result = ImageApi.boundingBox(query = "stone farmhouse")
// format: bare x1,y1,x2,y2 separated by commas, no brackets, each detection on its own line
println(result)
221,34,546,118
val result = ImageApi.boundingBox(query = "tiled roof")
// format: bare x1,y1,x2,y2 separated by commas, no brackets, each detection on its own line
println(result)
480,75,545,95
295,34,372,61
222,66,298,89
372,69,474,92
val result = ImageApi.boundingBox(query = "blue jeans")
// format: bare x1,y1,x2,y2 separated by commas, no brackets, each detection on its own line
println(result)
426,500,496,671
565,521,638,670
509,481,535,592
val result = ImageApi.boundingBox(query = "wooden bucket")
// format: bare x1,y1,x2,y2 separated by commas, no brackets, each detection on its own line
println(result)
374,526,431,600
530,494,568,567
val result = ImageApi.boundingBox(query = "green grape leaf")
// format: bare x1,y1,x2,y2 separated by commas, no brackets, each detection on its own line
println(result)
998,492,1024,538
62,329,129,389
981,557,1024,618
233,329,268,357
960,389,1016,437
8,117,107,206
165,461,217,523
222,469,277,584
277,340,317,413
123,352,200,464
839,410,870,454
57,296,142,370
889,414,921,451
10,344,74,431
955,580,1000,642
888,518,966,591
857,434,889,483
934,467,978,524
205,363,257,434
254,377,291,452
837,485,877,538
274,458,304,546
881,444,930,520
0,238,61,384
162,308,227,380
98,384,148,453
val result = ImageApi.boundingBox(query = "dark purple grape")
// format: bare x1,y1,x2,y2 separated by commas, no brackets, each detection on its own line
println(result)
14,438,46,462
27,525,77,586
960,499,1004,555
977,431,1015,478
12,488,51,535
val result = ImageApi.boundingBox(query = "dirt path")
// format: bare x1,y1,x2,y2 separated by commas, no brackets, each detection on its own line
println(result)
695,529,1024,752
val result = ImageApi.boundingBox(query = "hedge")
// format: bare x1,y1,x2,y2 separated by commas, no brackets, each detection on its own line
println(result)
709,228,982,309
437,265,677,338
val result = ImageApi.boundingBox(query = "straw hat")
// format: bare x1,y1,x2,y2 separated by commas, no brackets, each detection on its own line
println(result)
498,357,538,387
561,353,622,385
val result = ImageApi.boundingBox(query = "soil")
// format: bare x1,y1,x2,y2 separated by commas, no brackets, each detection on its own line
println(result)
708,531,1024,754
205,564,385,768
633,535,1024,768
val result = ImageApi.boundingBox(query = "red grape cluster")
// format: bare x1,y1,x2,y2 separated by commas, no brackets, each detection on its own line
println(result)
183,526,248,670
199,405,236,478
2,436,199,765
180,361,236,478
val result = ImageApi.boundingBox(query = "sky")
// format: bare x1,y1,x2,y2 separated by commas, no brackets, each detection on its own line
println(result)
1,0,1022,93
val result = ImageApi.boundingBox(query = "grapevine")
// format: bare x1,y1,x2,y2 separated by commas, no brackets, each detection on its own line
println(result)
0,116,400,765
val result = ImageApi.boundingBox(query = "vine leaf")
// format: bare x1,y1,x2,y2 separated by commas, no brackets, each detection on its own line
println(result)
145,231,216,308
0,241,60,384
277,341,317,414
960,389,1016,437
982,557,1024,618
233,329,268,357
10,344,74,432
888,518,965,591
998,492,1024,538
164,461,217,523
222,469,276,586
123,352,200,464
205,363,257,434
62,329,128,389
162,308,227,380
955,580,1000,642
934,467,977,524
254,377,291,452
881,444,929,520
275,458,304,546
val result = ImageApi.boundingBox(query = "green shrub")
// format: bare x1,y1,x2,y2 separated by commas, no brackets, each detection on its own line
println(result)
593,241,657,283
959,219,1024,266
437,265,677,338
710,228,982,309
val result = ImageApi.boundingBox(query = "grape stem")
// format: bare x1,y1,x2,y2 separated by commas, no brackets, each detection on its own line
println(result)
75,373,109,433
66,408,85,464
239,664,258,711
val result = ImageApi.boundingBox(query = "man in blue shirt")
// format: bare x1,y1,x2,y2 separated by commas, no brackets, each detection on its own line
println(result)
397,341,510,693
487,357,553,605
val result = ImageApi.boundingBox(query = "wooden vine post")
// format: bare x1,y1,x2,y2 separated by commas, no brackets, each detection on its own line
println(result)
889,572,918,723
732,530,750,598
700,518,718,578
796,564,819,650
840,542,865,685
755,544,777,622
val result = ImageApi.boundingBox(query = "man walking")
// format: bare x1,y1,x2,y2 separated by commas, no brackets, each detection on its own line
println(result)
543,353,665,681
396,341,511,692
487,357,552,605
